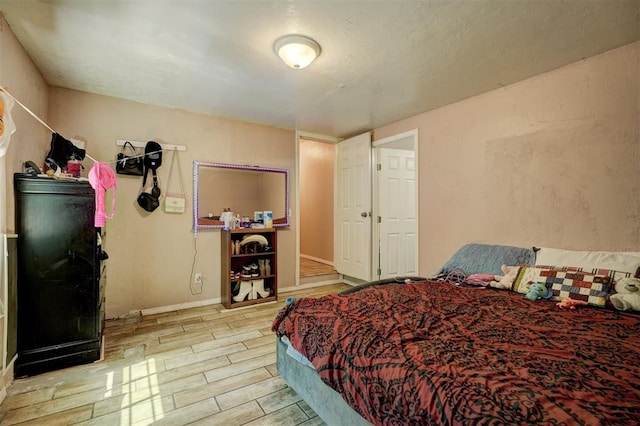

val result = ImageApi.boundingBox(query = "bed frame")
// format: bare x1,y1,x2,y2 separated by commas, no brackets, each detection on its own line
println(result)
276,338,371,426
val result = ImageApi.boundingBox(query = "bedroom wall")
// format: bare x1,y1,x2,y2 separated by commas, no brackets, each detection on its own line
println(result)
1,14,50,231
46,89,296,318
374,41,640,276
0,12,50,392
299,138,334,263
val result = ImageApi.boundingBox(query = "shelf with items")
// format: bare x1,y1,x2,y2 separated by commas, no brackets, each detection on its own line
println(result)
221,228,277,309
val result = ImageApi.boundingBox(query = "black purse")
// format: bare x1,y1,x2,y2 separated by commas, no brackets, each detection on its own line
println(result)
116,141,144,176
136,141,163,212
137,187,161,212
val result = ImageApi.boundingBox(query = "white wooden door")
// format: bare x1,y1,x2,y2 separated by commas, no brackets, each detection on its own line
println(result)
334,132,372,281
378,148,417,279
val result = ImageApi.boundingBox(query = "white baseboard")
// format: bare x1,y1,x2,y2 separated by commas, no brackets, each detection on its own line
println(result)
117,297,222,319
340,275,368,287
299,254,334,266
113,279,350,319
280,278,344,293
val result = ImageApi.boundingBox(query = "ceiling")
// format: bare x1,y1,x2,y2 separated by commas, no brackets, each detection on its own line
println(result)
1,0,639,139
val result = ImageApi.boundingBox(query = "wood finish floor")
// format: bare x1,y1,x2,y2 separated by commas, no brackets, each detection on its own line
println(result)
0,283,350,426
299,258,336,278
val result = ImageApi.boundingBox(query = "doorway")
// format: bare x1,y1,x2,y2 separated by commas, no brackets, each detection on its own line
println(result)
297,133,340,286
295,129,418,286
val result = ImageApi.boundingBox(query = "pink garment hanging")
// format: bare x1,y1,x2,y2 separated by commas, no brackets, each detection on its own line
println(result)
88,162,117,227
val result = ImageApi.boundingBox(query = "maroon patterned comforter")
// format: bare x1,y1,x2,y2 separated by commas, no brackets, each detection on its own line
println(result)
272,280,640,425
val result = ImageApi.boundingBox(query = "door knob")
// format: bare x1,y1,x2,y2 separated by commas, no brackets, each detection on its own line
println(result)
361,212,369,218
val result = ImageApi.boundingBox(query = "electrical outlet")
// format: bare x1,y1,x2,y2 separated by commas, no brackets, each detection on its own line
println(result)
194,273,203,284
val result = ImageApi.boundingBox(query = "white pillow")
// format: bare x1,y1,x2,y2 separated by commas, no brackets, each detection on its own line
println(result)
535,247,640,274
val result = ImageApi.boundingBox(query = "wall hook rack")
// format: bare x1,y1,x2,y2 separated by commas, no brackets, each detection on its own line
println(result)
116,139,187,152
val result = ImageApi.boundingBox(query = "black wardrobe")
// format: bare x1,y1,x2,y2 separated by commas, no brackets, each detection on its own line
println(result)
14,174,105,377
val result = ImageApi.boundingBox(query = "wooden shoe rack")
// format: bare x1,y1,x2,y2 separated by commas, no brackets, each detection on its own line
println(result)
221,228,277,308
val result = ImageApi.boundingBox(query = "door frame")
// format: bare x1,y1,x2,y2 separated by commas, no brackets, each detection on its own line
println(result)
294,129,419,286
295,131,341,287
372,129,419,279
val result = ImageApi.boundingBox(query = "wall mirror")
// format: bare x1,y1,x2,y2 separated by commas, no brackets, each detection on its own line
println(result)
193,161,289,230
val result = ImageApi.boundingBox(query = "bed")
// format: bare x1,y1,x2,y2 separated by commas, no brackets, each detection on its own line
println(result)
272,244,640,425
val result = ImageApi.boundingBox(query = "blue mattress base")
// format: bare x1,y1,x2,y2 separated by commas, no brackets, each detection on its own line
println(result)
276,338,371,426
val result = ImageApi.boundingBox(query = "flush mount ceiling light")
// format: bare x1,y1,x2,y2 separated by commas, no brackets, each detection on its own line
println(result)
273,34,321,69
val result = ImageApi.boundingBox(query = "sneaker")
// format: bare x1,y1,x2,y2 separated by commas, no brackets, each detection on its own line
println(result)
250,263,259,277
241,264,252,278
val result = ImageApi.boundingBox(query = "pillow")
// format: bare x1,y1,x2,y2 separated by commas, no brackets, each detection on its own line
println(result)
536,265,633,286
542,269,611,307
513,265,613,307
535,247,640,275
512,266,551,295
439,244,535,276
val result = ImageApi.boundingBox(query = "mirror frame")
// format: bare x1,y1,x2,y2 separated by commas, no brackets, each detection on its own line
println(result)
193,161,290,230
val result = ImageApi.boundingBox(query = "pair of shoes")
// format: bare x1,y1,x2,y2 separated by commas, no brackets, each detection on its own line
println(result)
231,240,241,255
243,263,259,277
232,279,270,302
241,265,252,278
245,241,262,254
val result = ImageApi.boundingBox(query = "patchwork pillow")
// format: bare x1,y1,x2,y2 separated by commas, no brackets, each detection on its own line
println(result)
537,265,632,287
542,269,611,307
512,265,614,307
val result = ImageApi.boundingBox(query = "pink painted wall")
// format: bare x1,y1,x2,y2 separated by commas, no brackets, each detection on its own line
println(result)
2,13,297,319
0,14,50,233
0,12,50,389
374,41,640,276
46,88,296,317
299,138,334,263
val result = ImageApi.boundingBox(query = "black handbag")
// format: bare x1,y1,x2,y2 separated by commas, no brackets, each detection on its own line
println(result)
137,188,160,212
116,141,144,176
136,141,163,212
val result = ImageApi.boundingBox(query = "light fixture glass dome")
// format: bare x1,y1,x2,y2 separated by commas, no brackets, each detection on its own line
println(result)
273,35,321,69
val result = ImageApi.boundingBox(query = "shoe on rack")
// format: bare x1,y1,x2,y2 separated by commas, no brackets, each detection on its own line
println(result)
248,281,255,300
258,259,265,276
265,259,271,276
252,279,270,298
241,265,252,278
233,281,253,302
250,263,259,277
